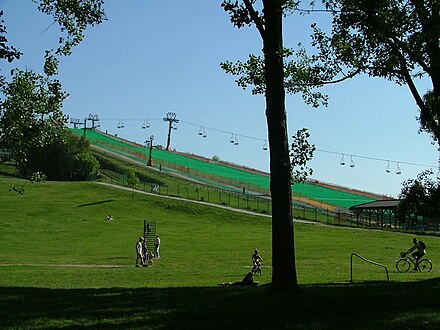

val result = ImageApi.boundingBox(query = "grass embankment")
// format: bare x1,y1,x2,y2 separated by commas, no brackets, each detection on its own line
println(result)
1,176,440,329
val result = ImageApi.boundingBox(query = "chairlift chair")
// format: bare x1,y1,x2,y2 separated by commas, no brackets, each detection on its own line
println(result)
340,154,345,166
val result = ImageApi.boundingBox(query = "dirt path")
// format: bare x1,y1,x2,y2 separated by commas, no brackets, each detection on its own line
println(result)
95,182,319,226
0,263,126,268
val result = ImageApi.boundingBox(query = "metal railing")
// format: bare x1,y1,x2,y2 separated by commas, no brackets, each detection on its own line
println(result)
350,253,389,283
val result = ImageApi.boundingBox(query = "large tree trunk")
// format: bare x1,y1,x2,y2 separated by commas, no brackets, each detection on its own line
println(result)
263,0,298,292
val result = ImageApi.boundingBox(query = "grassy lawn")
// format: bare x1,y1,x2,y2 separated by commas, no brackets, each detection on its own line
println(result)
1,176,440,329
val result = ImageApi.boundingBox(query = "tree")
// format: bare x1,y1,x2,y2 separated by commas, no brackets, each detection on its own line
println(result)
315,0,440,146
397,170,440,227
0,54,68,177
26,131,100,181
126,169,140,197
0,1,106,182
222,0,328,292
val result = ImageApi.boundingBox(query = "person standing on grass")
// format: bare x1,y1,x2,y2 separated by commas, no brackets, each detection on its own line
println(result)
404,238,426,270
135,237,145,267
142,239,148,265
154,235,161,258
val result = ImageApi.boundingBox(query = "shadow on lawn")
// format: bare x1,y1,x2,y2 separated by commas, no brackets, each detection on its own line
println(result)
1,279,440,329
77,200,115,208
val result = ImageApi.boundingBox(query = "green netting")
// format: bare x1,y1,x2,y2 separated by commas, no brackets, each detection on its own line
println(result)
73,129,375,209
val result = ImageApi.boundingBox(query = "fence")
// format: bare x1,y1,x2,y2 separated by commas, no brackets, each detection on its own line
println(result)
81,129,375,209
102,173,360,224
99,171,440,232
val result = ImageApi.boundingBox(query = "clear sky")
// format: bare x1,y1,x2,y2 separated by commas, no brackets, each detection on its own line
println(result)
2,1,439,197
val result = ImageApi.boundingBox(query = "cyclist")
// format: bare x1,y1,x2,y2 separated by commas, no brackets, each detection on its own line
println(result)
403,238,426,270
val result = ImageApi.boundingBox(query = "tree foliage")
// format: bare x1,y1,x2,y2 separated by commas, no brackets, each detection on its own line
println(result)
397,170,440,226
0,10,22,90
0,55,68,177
26,131,99,181
290,128,315,183
316,0,440,145
0,63,99,180
0,1,105,183
37,0,106,56
126,168,140,197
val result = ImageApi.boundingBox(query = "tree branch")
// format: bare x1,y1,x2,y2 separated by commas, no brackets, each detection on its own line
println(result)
243,0,265,38
394,47,426,113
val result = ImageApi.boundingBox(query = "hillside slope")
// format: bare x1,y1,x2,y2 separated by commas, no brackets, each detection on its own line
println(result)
73,128,387,209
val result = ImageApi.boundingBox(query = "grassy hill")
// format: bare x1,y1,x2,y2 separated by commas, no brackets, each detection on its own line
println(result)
1,176,440,329
73,128,382,210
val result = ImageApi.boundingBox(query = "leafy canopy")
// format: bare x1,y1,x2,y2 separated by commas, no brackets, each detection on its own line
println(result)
316,0,440,144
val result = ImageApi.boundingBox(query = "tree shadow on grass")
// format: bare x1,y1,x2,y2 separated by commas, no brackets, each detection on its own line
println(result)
1,279,440,329
77,200,115,208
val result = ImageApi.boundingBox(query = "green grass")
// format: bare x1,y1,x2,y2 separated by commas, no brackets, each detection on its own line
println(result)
79,128,375,209
1,176,440,329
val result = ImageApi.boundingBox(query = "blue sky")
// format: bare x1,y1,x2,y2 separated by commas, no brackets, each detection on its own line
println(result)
2,1,438,197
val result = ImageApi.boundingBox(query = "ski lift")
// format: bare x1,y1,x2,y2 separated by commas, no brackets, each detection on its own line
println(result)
396,162,402,175
142,119,150,129
349,155,355,168
230,133,235,143
117,119,125,129
198,126,203,136
202,128,207,138
386,161,391,173
340,154,345,166
263,140,268,151
173,124,177,130
234,134,239,145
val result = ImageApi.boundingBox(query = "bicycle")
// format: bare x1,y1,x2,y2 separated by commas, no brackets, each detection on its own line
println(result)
252,261,262,276
396,252,432,273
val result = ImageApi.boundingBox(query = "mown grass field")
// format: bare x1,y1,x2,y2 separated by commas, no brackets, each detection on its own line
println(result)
1,176,440,329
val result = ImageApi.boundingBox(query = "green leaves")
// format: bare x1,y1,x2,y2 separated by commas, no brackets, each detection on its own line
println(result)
397,170,440,226
0,11,21,64
220,54,265,95
37,0,106,56
221,0,256,29
316,0,440,144
290,128,315,183
220,46,331,107
0,68,68,177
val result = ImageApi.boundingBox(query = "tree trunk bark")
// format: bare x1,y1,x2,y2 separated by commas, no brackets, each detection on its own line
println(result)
263,0,298,292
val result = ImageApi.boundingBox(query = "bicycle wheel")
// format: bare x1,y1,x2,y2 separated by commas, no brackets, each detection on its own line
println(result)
396,259,410,273
418,259,432,272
